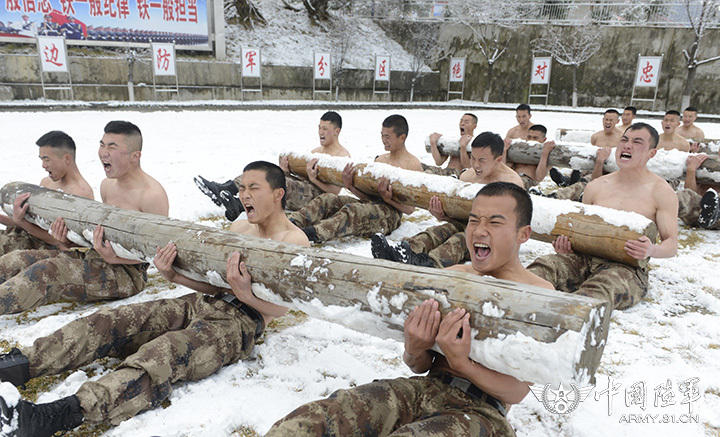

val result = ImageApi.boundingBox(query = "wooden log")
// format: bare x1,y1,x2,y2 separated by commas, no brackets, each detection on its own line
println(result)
1,182,610,385
283,152,658,267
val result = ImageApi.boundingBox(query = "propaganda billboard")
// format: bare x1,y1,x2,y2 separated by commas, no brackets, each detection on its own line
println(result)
0,0,209,49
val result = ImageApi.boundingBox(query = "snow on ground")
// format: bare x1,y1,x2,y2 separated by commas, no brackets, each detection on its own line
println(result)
224,0,421,71
0,108,719,436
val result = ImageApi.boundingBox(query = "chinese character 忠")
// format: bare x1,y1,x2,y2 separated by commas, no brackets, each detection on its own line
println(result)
640,61,654,84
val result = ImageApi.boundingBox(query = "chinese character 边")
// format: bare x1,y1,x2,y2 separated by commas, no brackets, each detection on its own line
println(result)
640,61,654,84
157,48,170,72
43,43,63,67
678,377,700,413
625,381,647,410
594,376,622,416
535,62,547,80
245,51,257,73
317,55,327,77
452,62,462,79
654,379,676,408
378,59,386,77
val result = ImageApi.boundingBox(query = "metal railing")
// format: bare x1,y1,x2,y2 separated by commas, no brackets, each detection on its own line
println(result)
343,1,719,28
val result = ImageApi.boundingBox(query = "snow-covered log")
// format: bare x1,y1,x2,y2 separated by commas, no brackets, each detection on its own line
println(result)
284,153,658,267
1,182,610,385
423,135,466,156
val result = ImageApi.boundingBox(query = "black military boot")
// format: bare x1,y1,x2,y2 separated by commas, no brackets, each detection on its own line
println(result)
0,348,30,387
13,395,84,437
402,243,437,268
371,233,407,262
302,226,320,243
194,176,238,207
219,190,245,222
698,189,719,229
550,168,581,187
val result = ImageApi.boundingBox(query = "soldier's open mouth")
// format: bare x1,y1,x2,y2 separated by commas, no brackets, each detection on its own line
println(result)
102,162,111,171
460,127,465,134
620,152,632,160
474,243,490,260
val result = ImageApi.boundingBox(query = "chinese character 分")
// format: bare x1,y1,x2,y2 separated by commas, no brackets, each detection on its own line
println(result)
317,55,327,76
157,48,171,72
43,43,63,67
245,50,257,73
535,62,548,80
640,61,654,83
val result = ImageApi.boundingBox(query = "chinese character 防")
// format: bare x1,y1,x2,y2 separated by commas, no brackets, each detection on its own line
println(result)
594,376,622,416
679,377,700,413
654,379,676,407
43,43,63,67
451,62,462,79
157,48,170,72
245,50,257,73
640,61,654,84
535,62,547,80
625,381,647,410
378,59,386,77
317,55,327,77
137,0,150,19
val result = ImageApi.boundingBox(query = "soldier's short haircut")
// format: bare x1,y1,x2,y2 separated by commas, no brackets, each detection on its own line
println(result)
243,160,287,209
463,113,478,125
665,110,681,117
104,121,143,152
624,106,637,115
382,114,409,137
625,122,659,149
684,106,698,113
321,111,342,129
516,103,531,114
36,130,76,158
529,124,547,136
604,109,620,116
475,182,532,228
471,131,504,158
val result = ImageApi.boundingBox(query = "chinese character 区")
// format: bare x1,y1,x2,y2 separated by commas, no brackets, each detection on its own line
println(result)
317,55,327,77
625,381,647,410
137,0,150,19
640,61,654,84
654,379,676,407
157,48,171,72
245,50,257,73
535,62,547,80
43,44,63,67
678,377,700,413
595,376,622,416
378,59,386,78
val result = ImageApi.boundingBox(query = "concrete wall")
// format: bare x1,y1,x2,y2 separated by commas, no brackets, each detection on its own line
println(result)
0,52,444,102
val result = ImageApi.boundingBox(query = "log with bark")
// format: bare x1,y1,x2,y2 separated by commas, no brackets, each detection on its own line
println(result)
1,182,610,385
426,139,720,186
283,152,658,267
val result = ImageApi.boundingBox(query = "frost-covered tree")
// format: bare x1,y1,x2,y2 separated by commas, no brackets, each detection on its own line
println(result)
532,25,602,108
226,0,266,29
330,18,353,101
681,0,720,108
406,23,445,102
447,0,535,103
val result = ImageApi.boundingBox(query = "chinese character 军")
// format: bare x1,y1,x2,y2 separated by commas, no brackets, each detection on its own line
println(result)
654,379,676,407
245,50,257,73
625,381,647,410
678,377,700,413
595,376,622,416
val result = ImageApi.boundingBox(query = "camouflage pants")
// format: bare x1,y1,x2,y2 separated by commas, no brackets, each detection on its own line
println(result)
266,374,515,437
421,163,462,178
287,193,402,242
552,181,587,201
0,248,147,315
519,174,538,191
0,227,54,256
406,222,468,268
527,253,648,310
677,188,720,229
25,292,260,424
234,174,323,212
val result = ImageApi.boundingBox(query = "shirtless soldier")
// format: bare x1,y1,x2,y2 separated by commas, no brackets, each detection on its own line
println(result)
424,113,477,176
505,103,532,141
267,182,553,437
658,110,691,152
0,161,309,437
590,109,622,148
0,121,169,315
195,111,350,220
619,106,637,132
676,106,705,143
507,124,556,190
288,114,423,243
372,132,524,269
529,123,678,310
1,131,93,255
